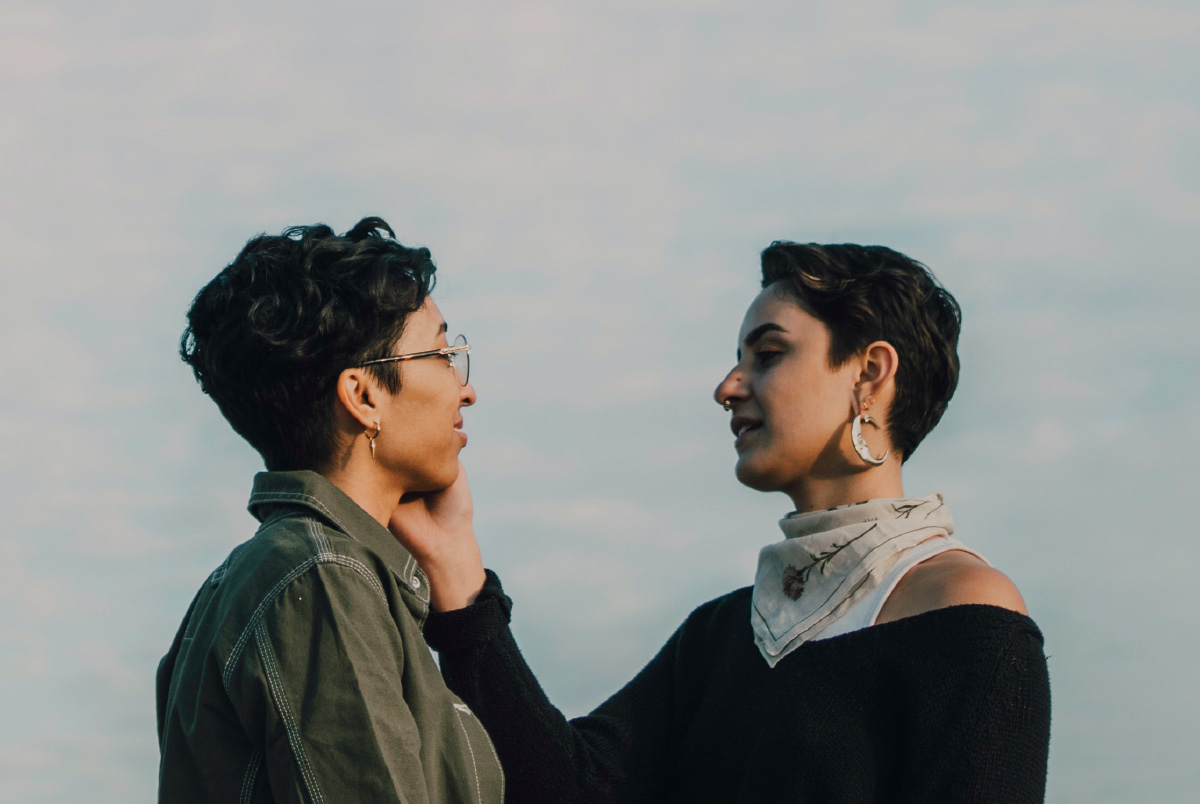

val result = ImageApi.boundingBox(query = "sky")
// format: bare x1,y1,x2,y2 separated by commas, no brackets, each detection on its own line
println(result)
1,0,1198,801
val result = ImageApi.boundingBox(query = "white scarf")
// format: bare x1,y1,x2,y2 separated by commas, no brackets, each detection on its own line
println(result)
750,493,964,667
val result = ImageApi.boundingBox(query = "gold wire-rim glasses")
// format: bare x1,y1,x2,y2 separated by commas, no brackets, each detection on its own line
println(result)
357,334,470,385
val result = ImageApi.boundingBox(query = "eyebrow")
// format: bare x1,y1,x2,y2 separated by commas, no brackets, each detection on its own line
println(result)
738,322,787,358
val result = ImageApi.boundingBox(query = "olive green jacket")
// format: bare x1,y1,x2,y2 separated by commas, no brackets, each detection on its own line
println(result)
156,471,504,803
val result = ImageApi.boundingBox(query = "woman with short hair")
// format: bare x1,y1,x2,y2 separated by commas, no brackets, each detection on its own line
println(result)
396,242,1051,803
158,218,502,803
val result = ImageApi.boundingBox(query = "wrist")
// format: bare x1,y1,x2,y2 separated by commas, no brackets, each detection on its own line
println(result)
418,537,486,612
425,563,487,612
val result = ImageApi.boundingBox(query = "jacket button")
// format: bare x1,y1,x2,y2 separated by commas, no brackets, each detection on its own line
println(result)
412,576,422,589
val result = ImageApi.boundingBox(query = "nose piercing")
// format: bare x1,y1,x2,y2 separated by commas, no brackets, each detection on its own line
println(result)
722,399,733,411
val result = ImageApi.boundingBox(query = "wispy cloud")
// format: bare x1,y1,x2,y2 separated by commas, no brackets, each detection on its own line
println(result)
1,0,1196,800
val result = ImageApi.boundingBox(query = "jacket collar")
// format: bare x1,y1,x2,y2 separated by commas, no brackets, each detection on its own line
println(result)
247,470,426,596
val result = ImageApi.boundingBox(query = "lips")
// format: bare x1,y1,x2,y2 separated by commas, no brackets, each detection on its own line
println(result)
454,417,467,447
730,415,763,441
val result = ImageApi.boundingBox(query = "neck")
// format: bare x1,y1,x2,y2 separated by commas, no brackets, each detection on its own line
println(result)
785,463,904,514
322,452,405,527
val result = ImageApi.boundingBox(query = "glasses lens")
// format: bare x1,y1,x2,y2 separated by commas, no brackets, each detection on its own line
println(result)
451,334,469,385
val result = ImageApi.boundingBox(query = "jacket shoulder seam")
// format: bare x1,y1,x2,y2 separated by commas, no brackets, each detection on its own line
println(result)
222,553,394,692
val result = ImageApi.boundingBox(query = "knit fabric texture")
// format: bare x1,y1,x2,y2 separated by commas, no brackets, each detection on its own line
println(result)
426,571,1051,803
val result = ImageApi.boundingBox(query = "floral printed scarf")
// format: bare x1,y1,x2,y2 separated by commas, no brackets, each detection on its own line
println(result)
751,493,967,667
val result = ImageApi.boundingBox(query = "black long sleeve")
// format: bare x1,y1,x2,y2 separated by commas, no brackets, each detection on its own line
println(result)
426,571,673,802
426,574,1051,804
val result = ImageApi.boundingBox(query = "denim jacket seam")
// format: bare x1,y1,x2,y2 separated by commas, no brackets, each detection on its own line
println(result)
253,618,326,803
450,706,482,804
239,750,263,804
223,556,324,693
222,551,395,693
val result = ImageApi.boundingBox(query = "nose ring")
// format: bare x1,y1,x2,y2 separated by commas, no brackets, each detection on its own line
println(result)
722,398,733,411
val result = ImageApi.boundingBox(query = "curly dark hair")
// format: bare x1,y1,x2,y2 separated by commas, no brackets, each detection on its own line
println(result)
761,242,961,462
180,217,437,471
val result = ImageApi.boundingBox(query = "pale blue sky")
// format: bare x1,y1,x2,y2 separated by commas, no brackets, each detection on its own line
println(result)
2,1,1198,801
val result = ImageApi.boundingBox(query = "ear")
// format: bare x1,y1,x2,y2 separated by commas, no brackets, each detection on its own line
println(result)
853,340,899,413
335,367,385,430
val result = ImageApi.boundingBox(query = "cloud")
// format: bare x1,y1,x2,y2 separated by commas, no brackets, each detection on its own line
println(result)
485,495,694,548
0,540,70,624
1,0,1197,799
1022,420,1075,464
466,438,583,483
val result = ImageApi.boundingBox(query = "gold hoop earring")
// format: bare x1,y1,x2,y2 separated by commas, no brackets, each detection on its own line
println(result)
367,422,381,459
851,414,888,466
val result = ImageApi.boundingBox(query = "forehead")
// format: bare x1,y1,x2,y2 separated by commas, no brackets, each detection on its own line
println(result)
397,298,446,346
738,285,822,342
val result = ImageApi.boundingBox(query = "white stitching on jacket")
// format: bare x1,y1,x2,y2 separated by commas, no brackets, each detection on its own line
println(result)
247,491,348,532
222,554,391,692
306,518,331,558
452,708,482,804
223,559,321,692
239,751,262,804
254,619,325,804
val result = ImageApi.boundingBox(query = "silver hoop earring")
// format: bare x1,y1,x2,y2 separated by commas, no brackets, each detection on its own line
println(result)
851,414,889,466
367,422,381,459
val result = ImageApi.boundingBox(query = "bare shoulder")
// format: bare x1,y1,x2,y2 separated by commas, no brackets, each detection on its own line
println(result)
875,550,1028,625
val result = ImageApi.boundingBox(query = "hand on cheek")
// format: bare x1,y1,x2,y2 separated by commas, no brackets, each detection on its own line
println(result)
388,462,486,611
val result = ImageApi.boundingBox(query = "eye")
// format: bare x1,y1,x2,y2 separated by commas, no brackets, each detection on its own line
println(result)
754,349,783,367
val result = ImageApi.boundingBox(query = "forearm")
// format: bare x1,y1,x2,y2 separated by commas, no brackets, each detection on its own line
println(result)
426,572,667,803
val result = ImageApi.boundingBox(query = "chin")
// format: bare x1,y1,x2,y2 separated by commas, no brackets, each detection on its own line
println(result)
406,461,460,493
734,455,787,493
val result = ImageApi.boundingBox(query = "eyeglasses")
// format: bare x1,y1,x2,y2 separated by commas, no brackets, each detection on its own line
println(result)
357,334,471,386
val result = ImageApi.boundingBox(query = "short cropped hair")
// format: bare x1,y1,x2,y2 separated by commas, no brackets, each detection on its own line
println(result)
181,217,436,471
761,242,961,462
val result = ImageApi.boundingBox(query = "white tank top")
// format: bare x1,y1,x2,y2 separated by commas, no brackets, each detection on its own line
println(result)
813,536,989,641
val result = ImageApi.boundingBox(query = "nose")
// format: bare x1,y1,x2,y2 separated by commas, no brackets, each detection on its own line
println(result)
460,380,477,407
713,366,744,409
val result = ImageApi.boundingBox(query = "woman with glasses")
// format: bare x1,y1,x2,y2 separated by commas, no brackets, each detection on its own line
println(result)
157,218,501,803
394,242,1051,803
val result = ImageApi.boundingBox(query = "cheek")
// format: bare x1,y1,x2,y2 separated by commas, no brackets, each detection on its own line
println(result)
760,372,844,445
758,374,806,428
394,397,448,448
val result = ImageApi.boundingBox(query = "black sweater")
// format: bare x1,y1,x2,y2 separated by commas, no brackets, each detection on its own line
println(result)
425,572,1050,803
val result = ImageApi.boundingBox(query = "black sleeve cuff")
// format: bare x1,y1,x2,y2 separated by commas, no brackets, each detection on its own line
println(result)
424,569,513,653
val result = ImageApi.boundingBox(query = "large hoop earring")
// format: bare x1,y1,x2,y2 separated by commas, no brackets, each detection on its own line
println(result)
851,414,889,466
367,422,381,459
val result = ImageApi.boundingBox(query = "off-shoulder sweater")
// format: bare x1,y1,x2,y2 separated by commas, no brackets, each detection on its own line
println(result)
425,572,1050,803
